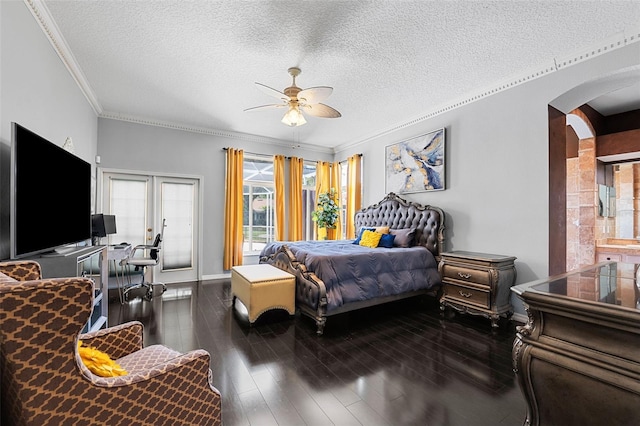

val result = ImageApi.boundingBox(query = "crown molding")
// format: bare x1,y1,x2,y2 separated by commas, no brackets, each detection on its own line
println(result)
335,29,639,154
554,29,639,70
24,0,103,115
98,112,335,155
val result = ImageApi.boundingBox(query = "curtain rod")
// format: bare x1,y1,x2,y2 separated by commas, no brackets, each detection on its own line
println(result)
223,147,362,159
222,147,267,157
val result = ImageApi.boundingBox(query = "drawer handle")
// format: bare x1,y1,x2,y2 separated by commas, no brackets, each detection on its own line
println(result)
458,272,472,279
459,290,473,298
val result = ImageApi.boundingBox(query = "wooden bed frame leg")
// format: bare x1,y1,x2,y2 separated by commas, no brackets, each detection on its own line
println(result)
316,317,326,336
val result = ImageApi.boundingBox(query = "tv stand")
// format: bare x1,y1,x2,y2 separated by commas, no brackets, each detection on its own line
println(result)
28,246,108,332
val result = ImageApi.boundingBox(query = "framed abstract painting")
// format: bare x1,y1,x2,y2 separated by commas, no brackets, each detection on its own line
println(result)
385,128,445,194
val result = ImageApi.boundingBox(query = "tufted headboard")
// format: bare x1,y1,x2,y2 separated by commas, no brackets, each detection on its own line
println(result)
354,192,445,257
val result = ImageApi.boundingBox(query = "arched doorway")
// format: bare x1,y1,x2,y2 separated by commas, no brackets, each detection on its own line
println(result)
548,68,640,275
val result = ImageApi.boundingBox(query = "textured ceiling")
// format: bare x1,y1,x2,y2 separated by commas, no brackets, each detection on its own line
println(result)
41,0,640,151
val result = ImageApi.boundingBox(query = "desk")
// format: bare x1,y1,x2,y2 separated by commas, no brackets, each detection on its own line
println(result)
108,244,132,303
30,246,108,331
512,262,640,425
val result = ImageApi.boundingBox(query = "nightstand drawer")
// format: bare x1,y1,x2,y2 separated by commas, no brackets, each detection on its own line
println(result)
441,264,491,286
443,282,490,309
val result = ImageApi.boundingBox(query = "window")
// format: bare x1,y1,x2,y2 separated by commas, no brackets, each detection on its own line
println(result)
302,162,317,240
243,157,275,253
161,181,194,270
243,157,348,246
108,178,148,246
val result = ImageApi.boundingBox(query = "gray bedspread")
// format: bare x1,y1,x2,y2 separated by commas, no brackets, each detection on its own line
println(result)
260,240,441,312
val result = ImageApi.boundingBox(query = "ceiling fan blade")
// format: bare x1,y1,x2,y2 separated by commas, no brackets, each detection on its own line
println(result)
301,103,341,118
297,86,333,104
255,82,290,101
243,104,287,112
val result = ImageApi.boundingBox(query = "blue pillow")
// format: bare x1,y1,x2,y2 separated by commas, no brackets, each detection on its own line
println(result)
353,227,375,244
377,233,396,248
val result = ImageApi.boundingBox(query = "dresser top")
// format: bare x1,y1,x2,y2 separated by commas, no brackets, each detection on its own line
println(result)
513,261,640,314
440,250,517,263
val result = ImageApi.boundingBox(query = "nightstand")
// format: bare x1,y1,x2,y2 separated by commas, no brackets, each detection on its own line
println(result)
438,251,517,327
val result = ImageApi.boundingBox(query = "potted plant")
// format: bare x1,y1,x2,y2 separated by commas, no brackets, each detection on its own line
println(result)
312,188,339,237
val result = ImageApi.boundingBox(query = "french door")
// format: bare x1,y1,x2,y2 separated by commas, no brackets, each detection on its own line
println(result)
100,171,200,284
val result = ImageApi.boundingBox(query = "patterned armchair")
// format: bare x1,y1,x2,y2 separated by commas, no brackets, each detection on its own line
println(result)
0,260,221,425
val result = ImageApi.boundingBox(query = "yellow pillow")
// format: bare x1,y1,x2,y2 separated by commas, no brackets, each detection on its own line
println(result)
374,226,390,234
359,230,383,248
78,341,127,377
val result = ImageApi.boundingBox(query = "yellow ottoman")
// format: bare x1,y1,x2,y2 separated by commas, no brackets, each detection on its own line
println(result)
231,264,295,324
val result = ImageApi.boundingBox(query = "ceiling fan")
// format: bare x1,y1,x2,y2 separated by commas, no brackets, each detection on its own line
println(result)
244,67,341,127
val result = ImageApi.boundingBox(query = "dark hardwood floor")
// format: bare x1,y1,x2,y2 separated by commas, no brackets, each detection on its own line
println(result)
108,280,526,426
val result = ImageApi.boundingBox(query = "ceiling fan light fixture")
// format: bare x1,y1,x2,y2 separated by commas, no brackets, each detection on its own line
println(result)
281,106,307,127
248,67,339,126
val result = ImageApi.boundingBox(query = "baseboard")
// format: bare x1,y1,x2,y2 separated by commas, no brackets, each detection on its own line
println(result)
511,312,528,324
202,273,231,281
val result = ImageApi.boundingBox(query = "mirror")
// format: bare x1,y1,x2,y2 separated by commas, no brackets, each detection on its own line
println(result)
610,162,640,238
598,184,616,217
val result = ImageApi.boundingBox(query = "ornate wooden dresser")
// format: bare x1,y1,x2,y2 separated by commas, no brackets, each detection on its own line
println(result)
511,262,640,425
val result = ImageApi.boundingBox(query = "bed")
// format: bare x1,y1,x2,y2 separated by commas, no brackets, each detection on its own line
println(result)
259,192,446,335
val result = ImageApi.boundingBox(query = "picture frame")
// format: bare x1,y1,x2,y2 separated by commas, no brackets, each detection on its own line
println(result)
385,128,446,194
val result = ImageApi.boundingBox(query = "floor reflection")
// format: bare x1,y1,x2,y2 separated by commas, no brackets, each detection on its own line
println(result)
109,279,525,426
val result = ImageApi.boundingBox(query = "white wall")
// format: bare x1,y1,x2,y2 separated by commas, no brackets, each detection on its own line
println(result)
96,118,333,278
336,41,640,315
0,1,98,260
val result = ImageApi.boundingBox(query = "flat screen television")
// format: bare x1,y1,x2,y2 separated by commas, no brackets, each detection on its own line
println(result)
10,123,92,258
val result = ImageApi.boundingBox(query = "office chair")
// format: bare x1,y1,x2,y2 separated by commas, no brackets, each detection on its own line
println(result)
120,219,167,302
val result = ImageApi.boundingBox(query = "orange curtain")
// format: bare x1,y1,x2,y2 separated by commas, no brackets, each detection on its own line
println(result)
346,154,362,239
331,161,342,239
288,157,304,241
315,161,332,240
223,148,244,270
273,155,286,241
